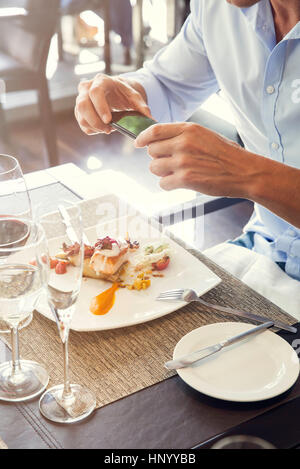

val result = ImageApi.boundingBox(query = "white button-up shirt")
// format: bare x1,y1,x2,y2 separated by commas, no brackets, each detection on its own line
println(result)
124,0,300,280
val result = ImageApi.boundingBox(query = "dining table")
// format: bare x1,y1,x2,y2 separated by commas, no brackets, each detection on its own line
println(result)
0,162,300,450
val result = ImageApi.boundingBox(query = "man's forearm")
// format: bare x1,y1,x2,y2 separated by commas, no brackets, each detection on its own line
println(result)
248,156,300,229
135,121,300,230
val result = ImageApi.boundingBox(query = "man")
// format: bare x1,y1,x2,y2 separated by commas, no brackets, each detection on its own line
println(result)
75,0,300,308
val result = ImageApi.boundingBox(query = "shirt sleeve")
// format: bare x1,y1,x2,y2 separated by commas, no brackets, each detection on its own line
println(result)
122,0,219,122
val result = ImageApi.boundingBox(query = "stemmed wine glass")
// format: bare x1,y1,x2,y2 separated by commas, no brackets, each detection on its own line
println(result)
0,154,31,219
0,155,33,332
39,201,96,423
0,219,49,401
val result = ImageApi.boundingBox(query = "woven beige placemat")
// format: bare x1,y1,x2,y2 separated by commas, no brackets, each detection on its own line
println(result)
0,196,296,409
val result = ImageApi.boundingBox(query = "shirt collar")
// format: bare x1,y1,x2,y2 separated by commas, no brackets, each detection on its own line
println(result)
241,0,272,31
241,0,275,50
241,1,300,44
285,21,300,40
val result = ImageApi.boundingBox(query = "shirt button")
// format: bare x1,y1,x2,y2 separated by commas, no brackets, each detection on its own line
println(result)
271,142,279,150
266,85,275,94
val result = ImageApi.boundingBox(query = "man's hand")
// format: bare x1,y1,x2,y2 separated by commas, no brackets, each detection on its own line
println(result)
136,121,300,228
135,122,261,198
75,74,152,135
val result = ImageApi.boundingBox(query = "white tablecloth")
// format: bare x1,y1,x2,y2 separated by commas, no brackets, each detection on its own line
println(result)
204,243,300,321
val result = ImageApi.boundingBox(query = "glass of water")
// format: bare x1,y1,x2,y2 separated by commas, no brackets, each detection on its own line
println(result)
0,154,33,333
0,219,49,402
211,435,276,449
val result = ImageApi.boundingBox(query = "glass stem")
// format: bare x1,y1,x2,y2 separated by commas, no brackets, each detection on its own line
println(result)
11,326,21,376
61,329,72,400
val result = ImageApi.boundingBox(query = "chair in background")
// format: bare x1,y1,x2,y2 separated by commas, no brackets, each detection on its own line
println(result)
58,0,154,72
0,0,60,167
59,0,113,74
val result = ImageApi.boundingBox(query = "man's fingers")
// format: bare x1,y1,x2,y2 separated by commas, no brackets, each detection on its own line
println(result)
83,99,111,132
76,94,112,134
78,79,92,93
79,122,99,135
159,174,180,191
129,94,154,120
89,80,112,124
75,108,109,135
76,74,153,135
74,108,94,134
150,157,173,177
147,140,174,159
135,123,185,147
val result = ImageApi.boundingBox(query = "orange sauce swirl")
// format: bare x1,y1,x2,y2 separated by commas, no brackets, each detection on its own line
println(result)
90,283,119,316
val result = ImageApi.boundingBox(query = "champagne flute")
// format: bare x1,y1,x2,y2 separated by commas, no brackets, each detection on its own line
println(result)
0,219,49,401
0,155,33,332
39,201,96,423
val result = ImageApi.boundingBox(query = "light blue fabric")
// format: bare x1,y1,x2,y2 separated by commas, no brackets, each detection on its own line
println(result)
123,0,300,281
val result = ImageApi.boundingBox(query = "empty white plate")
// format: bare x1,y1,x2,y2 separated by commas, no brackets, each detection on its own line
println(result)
174,322,299,402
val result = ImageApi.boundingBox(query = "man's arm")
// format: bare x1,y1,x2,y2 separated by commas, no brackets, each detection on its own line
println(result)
75,0,219,135
252,159,300,229
135,122,300,229
123,0,219,123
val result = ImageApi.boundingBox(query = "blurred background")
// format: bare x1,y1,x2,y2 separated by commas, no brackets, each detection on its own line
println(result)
0,0,252,248
0,0,235,174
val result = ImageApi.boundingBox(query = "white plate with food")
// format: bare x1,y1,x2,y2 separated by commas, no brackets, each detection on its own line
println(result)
174,322,300,402
37,215,221,331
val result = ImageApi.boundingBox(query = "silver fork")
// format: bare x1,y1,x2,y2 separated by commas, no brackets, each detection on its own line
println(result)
156,288,297,333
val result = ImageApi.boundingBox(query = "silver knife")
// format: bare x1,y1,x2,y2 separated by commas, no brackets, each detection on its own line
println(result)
58,204,90,246
196,297,297,334
165,321,274,370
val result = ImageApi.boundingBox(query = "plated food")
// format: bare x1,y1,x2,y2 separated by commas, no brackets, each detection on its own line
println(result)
36,215,221,331
55,236,137,282
52,235,172,316
55,236,171,287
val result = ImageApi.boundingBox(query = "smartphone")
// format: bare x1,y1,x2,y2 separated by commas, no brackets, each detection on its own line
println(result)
110,111,156,139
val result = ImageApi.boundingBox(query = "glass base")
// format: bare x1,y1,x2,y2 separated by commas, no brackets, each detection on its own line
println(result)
39,384,96,424
0,360,49,402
